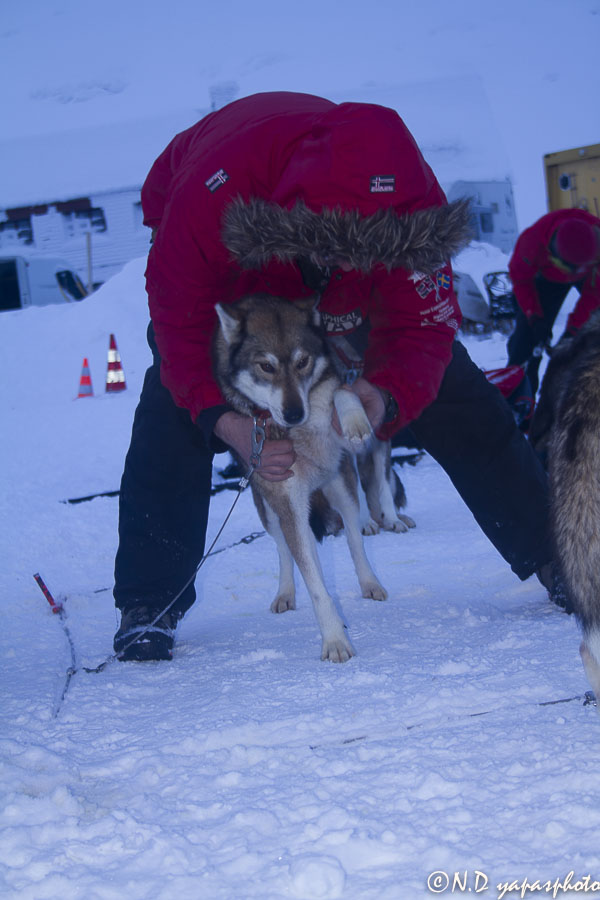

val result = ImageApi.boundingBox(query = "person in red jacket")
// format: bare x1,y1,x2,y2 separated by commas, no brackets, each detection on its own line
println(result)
507,209,600,394
113,91,555,661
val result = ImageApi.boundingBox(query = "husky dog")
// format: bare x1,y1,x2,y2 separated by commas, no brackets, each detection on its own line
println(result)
321,332,415,537
213,292,398,662
529,312,600,709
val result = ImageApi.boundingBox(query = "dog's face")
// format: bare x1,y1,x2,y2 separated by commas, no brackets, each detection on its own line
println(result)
215,294,329,427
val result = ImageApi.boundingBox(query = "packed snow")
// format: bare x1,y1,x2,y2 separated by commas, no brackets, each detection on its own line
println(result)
2,1,600,897
1,252,599,900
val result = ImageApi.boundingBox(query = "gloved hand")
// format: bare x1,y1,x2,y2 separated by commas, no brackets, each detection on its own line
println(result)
213,411,296,482
529,316,552,351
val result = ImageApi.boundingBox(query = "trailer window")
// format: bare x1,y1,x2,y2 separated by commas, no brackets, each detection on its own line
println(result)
0,259,21,311
62,207,107,238
56,270,87,300
0,217,33,247
479,212,494,234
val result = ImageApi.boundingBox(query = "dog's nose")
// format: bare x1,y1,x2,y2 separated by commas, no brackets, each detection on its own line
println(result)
283,405,304,425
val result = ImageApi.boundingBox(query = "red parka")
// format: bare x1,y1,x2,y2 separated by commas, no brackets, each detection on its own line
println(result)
141,92,470,439
509,209,600,333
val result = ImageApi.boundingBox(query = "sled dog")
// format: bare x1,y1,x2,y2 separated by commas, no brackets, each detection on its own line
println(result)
529,312,600,710
213,293,411,662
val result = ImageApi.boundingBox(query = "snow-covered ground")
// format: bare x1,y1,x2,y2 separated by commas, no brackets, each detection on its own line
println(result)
1,2,600,893
1,255,599,900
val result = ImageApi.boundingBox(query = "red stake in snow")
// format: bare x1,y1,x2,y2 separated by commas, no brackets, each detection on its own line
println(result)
33,572,64,614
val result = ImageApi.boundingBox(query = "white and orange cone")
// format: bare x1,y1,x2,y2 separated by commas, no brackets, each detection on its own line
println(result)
106,334,126,393
77,357,94,398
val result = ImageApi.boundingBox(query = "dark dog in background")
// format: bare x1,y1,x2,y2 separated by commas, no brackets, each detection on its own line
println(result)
529,311,600,709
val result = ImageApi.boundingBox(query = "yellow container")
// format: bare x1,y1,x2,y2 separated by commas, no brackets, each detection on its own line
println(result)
543,143,600,215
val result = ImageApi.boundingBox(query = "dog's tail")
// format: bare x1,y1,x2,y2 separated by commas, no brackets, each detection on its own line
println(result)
550,336,600,706
309,490,344,542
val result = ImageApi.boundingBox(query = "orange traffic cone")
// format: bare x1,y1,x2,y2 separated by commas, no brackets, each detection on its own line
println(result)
77,357,94,398
106,334,126,392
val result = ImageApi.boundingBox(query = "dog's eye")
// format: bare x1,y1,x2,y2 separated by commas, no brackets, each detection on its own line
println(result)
259,361,275,374
296,356,310,370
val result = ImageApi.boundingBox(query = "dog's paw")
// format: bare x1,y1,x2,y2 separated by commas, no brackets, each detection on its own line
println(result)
270,594,296,614
361,581,388,601
361,518,380,536
321,637,355,663
398,514,416,529
581,641,600,711
343,412,372,447
381,513,416,533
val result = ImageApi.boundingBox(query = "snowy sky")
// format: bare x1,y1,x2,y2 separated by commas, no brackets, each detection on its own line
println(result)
1,0,599,226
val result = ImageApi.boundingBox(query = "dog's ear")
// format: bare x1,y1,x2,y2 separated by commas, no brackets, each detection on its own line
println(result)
215,303,242,345
294,295,321,328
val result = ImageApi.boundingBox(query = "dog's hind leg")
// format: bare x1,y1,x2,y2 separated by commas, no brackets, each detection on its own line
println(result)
356,465,380,536
324,455,388,602
581,634,600,714
357,439,415,533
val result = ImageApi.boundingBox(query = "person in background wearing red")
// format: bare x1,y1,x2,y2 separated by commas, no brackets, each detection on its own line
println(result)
507,209,600,394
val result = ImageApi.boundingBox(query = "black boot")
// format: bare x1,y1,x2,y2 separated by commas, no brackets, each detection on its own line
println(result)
114,605,183,661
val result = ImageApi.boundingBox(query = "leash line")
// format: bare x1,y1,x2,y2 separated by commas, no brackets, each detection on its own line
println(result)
110,416,266,665
308,691,597,750
103,478,250,668
91,529,267,593
36,482,248,705
37,418,268,714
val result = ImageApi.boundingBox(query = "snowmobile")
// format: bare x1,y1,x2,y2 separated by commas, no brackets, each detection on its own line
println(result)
454,269,518,336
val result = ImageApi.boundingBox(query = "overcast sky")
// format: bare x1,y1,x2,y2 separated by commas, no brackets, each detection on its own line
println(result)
1,0,599,225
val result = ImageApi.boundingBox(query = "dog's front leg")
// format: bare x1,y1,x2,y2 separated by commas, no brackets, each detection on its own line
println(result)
263,503,296,613
333,389,372,447
274,491,355,662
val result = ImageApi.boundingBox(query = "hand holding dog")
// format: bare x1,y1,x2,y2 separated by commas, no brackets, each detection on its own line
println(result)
214,411,296,482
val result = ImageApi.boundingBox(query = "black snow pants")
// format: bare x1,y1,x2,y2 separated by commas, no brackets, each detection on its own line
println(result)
113,332,552,616
113,325,215,617
408,341,550,579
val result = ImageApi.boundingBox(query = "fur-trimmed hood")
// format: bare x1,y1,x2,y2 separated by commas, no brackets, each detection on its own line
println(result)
222,196,473,274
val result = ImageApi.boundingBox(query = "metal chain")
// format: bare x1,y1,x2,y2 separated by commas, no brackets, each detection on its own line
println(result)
239,414,266,489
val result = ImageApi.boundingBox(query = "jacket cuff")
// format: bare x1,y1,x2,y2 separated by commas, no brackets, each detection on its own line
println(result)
196,405,233,453
374,392,403,441
380,389,399,424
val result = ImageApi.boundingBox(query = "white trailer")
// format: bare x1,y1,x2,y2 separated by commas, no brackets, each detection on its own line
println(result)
0,255,87,312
